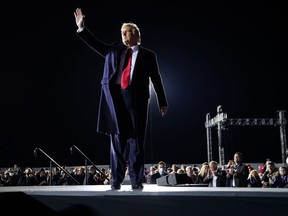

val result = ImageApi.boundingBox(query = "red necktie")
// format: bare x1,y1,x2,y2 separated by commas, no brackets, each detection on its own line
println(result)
121,48,132,89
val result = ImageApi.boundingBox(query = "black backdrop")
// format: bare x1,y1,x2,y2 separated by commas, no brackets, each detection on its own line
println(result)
1,0,287,168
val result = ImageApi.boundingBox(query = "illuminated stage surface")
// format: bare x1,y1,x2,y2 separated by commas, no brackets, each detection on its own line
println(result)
1,184,288,215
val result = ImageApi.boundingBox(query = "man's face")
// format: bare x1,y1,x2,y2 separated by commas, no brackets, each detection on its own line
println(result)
234,154,241,163
121,26,138,47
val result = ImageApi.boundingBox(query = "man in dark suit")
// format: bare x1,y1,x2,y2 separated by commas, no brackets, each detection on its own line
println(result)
74,8,168,190
226,152,249,187
203,160,227,187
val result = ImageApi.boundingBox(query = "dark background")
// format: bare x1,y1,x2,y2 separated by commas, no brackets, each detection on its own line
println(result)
1,0,287,168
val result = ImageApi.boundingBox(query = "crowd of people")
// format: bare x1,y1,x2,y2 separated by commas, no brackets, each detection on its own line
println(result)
1,152,288,188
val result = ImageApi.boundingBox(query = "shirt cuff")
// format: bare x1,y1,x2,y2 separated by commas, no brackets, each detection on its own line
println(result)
76,27,84,33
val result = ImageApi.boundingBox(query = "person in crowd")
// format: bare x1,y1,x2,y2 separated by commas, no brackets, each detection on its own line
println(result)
196,163,209,184
185,165,198,184
147,161,168,184
247,169,262,187
226,152,249,187
261,161,279,188
203,160,227,187
17,167,38,186
86,165,98,185
35,168,49,186
271,166,288,188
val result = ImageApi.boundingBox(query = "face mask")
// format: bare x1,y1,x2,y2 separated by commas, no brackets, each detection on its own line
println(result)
159,168,164,174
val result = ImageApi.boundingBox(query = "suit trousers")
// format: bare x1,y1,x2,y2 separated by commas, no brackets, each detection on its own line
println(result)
109,85,145,186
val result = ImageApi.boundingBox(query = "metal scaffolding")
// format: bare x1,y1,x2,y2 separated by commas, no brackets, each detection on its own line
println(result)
205,105,287,166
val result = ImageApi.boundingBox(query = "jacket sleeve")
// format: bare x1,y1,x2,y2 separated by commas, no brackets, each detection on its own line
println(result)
76,27,110,58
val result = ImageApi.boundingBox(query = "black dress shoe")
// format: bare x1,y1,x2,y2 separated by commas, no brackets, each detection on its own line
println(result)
131,184,144,190
111,184,121,190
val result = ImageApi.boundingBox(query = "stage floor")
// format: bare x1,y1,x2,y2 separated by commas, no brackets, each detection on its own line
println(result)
1,184,288,216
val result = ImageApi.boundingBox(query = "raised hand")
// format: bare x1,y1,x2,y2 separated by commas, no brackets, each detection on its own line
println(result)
74,8,85,29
